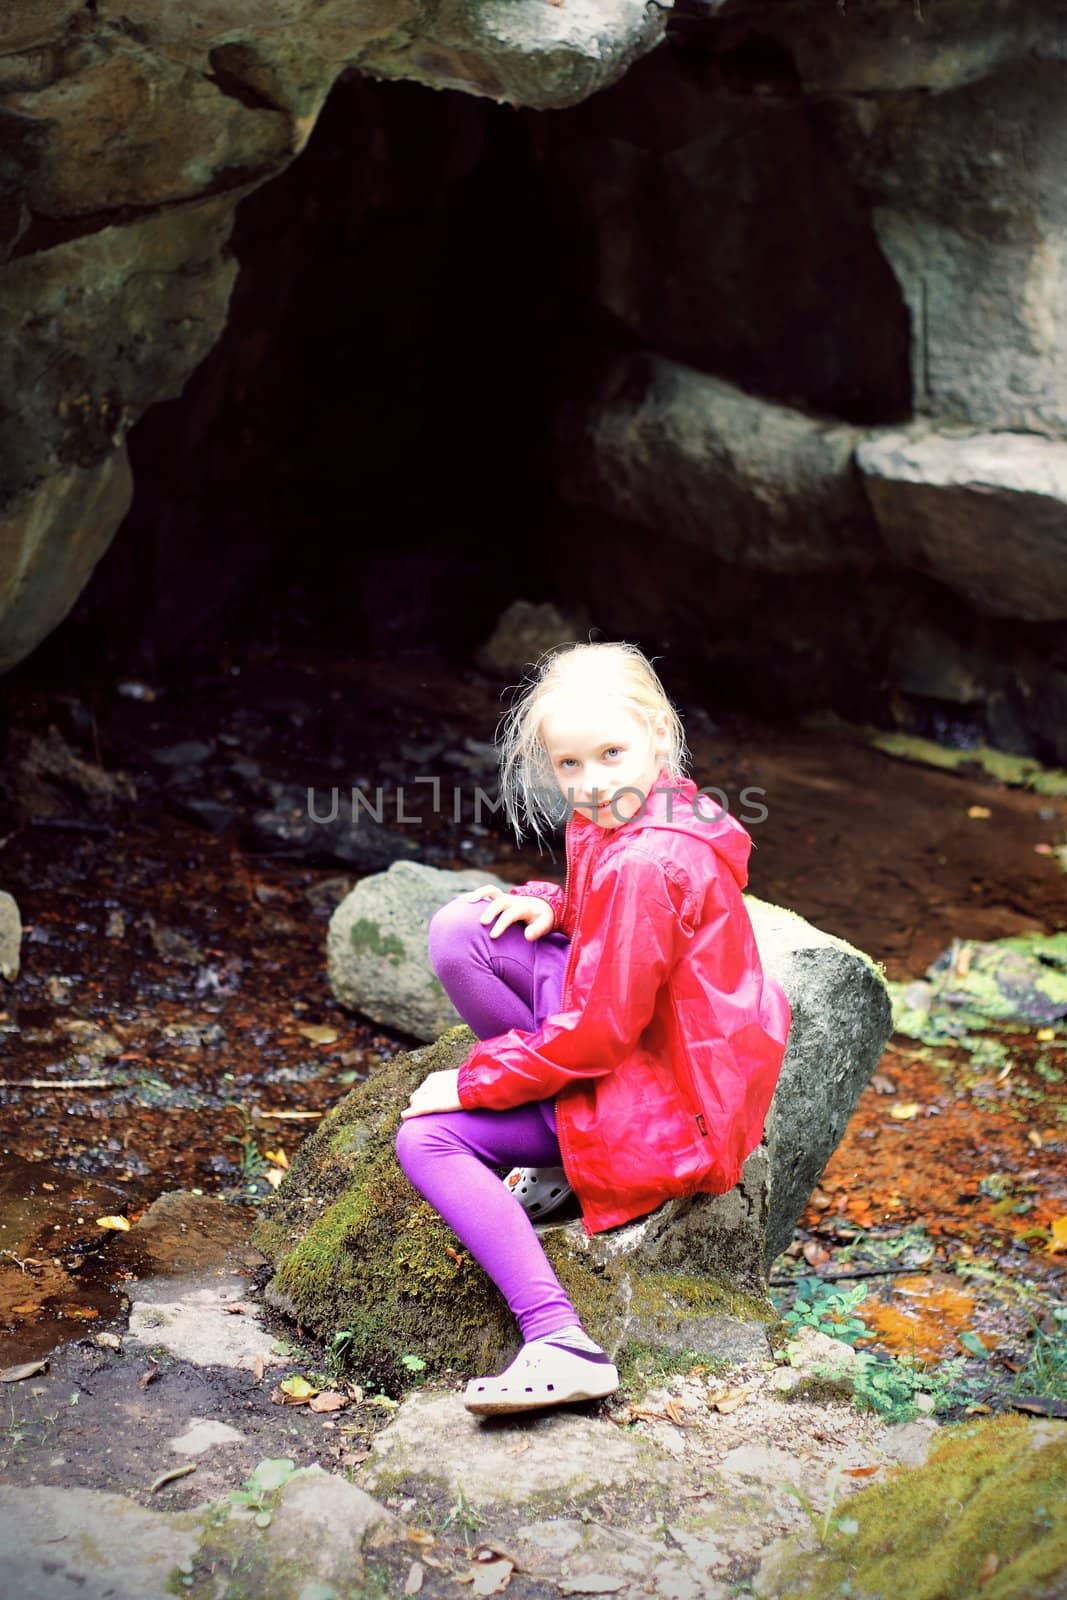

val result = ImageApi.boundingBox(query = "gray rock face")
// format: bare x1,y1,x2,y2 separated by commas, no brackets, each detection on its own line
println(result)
361,1388,674,1508
327,860,510,1038
0,1486,204,1600
825,58,1067,435
0,891,22,982
857,429,1067,622
556,353,878,573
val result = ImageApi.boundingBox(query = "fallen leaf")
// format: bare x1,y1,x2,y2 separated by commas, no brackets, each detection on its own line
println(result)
1049,1216,1067,1253
96,1215,131,1232
842,1464,880,1478
1036,1027,1055,1043
977,1553,999,1587
223,1303,246,1315
803,1240,832,1267
889,1102,921,1121
1029,1130,1045,1149
265,1168,285,1189
298,1025,339,1045
252,1355,266,1383
279,1374,319,1403
65,1307,99,1319
10,1301,40,1316
138,1361,160,1390
870,1073,897,1095
0,1359,49,1383
967,806,991,820
467,1559,513,1596
308,1390,347,1413
150,1463,196,1493
93,1332,122,1351
263,1148,289,1168
445,1246,466,1265
664,1398,693,1426
403,1562,424,1596
707,1385,753,1414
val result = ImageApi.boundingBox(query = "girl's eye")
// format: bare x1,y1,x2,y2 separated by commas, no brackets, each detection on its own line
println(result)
603,747,622,759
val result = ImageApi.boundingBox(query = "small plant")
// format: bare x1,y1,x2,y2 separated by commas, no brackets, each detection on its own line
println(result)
1009,1306,1067,1402
773,1275,871,1346
399,1352,427,1375
223,1102,266,1179
441,1487,482,1546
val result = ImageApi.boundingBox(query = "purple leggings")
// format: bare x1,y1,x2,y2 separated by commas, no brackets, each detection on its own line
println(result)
394,894,578,1342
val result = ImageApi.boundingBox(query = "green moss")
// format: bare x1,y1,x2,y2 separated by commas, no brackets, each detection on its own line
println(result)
769,1414,1066,1600
348,918,405,965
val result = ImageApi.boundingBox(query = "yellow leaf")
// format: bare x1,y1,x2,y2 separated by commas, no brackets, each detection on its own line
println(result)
1036,1028,1055,1043
1049,1216,1067,1253
263,1148,289,1168
469,1560,513,1596
889,1103,921,1121
967,806,992,820
279,1375,318,1402
298,1025,339,1045
96,1215,131,1231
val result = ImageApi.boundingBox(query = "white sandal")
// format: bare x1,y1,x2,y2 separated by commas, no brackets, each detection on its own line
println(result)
464,1338,619,1417
503,1165,574,1220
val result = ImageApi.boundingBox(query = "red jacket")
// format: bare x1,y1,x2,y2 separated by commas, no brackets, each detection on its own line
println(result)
456,773,792,1234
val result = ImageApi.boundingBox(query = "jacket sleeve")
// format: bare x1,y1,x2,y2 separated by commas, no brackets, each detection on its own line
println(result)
457,849,686,1111
508,879,566,931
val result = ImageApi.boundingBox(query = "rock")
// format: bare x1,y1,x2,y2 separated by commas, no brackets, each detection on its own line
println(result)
326,860,510,1038
359,1388,676,1508
0,725,136,823
857,429,1067,622
168,1418,246,1456
476,599,594,676
112,1190,262,1279
257,1468,401,1588
0,1485,204,1600
0,891,22,982
0,1468,405,1600
0,453,133,676
769,1326,863,1399
824,60,1067,435
556,354,878,574
258,902,890,1385
0,1,667,673
750,1413,1067,1600
355,0,667,110
247,784,420,872
127,1283,283,1372
0,193,239,672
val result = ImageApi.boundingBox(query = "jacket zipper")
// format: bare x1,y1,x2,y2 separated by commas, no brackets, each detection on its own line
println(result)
559,819,601,1008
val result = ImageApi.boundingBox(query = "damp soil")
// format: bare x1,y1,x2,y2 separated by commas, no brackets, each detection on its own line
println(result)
1,645,1065,1392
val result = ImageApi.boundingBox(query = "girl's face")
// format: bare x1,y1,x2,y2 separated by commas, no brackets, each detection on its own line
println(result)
539,696,668,829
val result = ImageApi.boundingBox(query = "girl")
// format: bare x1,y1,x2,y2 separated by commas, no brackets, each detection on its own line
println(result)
396,642,792,1417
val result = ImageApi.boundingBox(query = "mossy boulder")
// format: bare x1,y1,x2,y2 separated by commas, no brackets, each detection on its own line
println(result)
259,898,893,1388
753,1412,1067,1599
255,1026,776,1392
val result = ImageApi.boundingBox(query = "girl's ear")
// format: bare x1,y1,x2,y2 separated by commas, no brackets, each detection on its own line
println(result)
652,711,670,758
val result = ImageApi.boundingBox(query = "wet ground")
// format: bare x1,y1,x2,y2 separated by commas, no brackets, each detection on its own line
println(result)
1,645,1065,1411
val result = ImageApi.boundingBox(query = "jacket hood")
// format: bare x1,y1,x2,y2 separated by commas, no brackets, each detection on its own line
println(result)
626,771,752,890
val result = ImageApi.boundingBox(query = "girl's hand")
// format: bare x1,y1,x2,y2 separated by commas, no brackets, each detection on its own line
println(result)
401,1068,462,1119
465,886,555,941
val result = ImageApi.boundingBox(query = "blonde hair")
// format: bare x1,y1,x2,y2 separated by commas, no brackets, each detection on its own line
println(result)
497,641,689,841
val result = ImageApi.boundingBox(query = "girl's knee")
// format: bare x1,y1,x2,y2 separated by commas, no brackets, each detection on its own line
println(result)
428,894,485,976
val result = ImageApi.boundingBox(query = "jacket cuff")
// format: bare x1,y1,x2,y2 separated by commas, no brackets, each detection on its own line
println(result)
456,1058,481,1109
